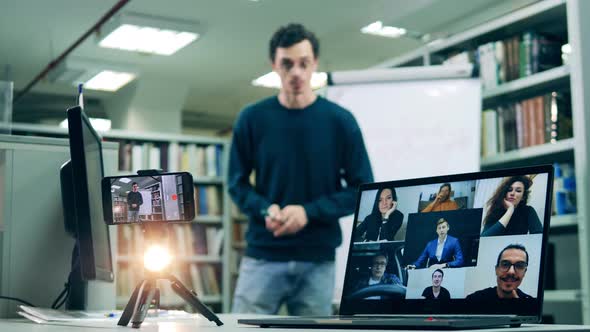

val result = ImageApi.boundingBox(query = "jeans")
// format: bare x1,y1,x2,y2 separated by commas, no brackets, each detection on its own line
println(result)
127,210,139,222
232,256,335,315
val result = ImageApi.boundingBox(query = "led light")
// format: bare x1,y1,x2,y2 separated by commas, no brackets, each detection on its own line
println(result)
97,13,201,56
252,71,327,89
111,185,121,189
361,21,407,38
144,245,172,272
118,178,132,184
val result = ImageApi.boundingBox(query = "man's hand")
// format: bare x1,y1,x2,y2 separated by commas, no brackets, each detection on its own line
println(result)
265,204,283,233
131,204,137,208
272,205,308,237
384,202,398,219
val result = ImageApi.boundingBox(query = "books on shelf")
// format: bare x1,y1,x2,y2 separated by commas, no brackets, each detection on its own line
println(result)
480,91,572,156
442,31,564,90
111,140,224,176
194,185,222,216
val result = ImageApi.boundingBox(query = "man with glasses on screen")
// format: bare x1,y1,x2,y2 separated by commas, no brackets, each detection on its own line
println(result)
466,244,532,300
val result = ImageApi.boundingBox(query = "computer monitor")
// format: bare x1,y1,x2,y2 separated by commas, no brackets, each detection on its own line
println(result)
60,106,114,309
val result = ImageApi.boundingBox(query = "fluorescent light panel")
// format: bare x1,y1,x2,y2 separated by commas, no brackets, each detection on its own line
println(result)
98,13,200,55
361,21,407,38
85,70,136,92
252,71,328,89
49,57,138,92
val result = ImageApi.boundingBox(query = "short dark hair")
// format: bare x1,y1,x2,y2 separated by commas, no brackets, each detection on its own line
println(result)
436,218,448,227
432,269,444,278
439,183,451,193
496,244,529,266
269,23,319,61
373,251,389,263
132,182,138,186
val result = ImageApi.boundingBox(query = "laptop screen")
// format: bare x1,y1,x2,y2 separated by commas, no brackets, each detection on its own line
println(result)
340,165,553,317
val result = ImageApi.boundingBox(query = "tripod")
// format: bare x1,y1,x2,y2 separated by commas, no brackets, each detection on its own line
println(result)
118,271,224,328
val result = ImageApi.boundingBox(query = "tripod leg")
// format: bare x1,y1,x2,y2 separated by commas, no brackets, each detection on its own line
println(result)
168,275,224,326
131,279,158,329
118,279,145,326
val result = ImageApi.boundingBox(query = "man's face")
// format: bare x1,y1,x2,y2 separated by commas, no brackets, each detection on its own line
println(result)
272,39,317,96
132,184,138,192
371,256,387,279
378,189,394,214
436,222,449,238
439,186,450,201
505,181,525,207
495,249,528,295
432,271,443,287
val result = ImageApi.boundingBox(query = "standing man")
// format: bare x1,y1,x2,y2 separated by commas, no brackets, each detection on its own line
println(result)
229,23,373,315
127,182,143,222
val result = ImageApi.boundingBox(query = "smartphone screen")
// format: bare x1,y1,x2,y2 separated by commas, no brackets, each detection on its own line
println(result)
101,172,195,224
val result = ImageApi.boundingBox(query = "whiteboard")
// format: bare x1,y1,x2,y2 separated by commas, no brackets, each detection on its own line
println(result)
325,66,482,303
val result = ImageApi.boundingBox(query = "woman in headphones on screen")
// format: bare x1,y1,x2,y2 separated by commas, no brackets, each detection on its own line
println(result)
355,187,403,242
481,175,543,237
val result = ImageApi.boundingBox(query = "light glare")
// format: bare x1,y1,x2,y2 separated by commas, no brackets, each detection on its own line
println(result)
144,245,172,272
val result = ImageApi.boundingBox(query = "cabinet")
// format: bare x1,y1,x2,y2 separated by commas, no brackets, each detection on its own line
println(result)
374,0,590,324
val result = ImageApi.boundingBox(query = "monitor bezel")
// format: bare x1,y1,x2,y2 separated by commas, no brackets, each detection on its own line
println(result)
340,164,554,320
67,106,114,282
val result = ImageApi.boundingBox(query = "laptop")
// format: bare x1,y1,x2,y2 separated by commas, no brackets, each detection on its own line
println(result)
239,165,554,329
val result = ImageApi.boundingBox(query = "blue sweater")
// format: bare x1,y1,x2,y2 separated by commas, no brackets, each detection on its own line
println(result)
228,96,373,261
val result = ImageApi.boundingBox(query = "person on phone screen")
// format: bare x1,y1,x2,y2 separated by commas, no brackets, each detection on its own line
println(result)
127,182,143,222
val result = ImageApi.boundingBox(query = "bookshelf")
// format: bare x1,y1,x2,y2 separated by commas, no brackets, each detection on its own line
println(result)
5,123,232,313
375,0,590,324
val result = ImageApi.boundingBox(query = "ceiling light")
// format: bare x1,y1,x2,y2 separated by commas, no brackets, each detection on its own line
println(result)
111,185,121,189
49,57,138,92
85,71,136,92
59,117,112,131
97,12,201,55
361,21,407,38
118,178,132,184
252,71,328,89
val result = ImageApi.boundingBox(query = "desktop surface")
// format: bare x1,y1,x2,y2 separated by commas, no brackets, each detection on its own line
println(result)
0,314,589,332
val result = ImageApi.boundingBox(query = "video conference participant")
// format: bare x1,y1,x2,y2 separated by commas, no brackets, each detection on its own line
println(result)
422,269,451,300
408,218,464,269
355,187,403,242
466,244,532,301
481,176,542,237
421,183,459,212
228,23,373,315
353,252,404,299
127,182,143,222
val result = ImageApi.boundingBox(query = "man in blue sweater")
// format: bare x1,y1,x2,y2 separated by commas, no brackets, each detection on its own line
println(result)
229,23,373,315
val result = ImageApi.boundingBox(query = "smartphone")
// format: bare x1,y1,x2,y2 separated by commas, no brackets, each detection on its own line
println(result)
102,172,195,225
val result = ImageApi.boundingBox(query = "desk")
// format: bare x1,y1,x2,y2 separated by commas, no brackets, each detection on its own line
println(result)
0,315,590,332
